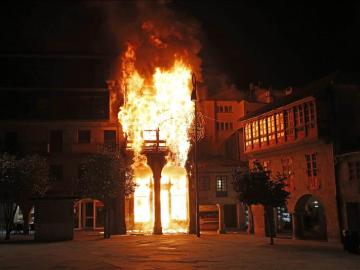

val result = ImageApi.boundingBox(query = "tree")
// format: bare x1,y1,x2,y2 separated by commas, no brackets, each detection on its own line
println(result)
0,153,48,240
17,155,49,235
233,161,290,245
77,148,134,239
0,153,19,240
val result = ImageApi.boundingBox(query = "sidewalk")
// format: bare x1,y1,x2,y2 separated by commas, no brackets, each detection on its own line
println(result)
0,232,358,269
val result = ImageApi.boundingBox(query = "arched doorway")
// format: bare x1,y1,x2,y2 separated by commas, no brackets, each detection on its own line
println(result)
74,199,105,230
294,194,327,240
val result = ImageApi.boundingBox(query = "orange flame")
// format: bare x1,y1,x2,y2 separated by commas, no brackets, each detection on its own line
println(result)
118,42,194,233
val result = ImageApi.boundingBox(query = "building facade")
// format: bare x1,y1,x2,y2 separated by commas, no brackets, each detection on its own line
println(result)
239,73,360,241
195,90,266,232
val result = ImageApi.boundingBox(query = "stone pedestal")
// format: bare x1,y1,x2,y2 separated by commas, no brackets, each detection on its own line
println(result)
33,197,75,242
146,152,167,235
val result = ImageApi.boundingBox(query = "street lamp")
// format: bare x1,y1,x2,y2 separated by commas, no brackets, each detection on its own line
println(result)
191,73,200,238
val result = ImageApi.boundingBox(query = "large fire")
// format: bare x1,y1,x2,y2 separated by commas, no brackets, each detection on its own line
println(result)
118,43,194,233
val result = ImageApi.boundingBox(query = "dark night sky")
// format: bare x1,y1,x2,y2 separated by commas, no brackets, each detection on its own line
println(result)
1,1,359,90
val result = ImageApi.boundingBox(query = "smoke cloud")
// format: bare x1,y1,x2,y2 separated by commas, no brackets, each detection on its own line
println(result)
90,1,202,82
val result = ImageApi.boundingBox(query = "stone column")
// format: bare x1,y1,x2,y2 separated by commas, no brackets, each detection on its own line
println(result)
188,173,196,234
146,153,167,235
236,202,246,230
252,205,266,237
292,213,297,239
217,203,225,234
112,195,126,235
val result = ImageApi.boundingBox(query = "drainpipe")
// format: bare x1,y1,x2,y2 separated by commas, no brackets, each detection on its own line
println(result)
328,84,344,240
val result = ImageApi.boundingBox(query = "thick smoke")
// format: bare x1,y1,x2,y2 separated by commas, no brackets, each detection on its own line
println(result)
92,1,202,83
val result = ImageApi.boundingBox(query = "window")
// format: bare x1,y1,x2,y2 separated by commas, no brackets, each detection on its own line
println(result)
252,121,259,146
308,102,315,128
298,105,304,130
216,105,232,113
262,160,271,172
349,162,355,181
259,118,267,144
104,130,116,147
285,109,294,135
348,162,360,181
244,101,316,153
78,130,91,144
275,113,284,138
49,130,63,153
216,175,227,197
245,124,252,149
267,116,275,141
281,157,295,191
220,122,225,130
217,122,233,131
306,153,319,190
49,164,63,182
199,175,210,191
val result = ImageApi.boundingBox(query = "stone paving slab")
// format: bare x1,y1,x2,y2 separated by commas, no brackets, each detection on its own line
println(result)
0,232,359,270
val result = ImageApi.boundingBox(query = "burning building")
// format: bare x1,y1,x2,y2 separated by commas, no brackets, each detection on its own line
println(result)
117,43,195,234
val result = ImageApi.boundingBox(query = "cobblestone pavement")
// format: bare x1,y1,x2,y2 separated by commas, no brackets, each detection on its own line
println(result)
0,232,359,270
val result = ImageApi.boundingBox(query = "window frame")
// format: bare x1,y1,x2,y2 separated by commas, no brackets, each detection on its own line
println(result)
305,153,319,190
216,175,228,197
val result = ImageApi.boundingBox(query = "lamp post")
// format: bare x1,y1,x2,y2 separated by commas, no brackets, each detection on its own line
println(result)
191,73,200,238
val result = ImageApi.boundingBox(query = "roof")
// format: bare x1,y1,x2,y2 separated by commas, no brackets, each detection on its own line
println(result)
208,88,245,101
239,71,360,121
